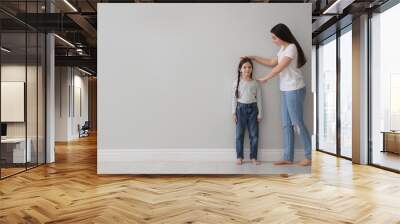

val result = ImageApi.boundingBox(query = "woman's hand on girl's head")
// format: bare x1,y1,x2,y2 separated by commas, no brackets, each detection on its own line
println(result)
240,56,253,60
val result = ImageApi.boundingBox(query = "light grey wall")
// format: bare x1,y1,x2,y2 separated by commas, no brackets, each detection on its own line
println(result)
98,3,312,151
55,67,89,141
72,72,89,138
55,67,70,141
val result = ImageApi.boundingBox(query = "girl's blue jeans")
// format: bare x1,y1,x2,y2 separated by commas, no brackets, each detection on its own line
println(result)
235,102,259,160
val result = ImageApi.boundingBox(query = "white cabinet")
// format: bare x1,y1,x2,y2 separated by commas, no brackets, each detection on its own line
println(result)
1,138,32,163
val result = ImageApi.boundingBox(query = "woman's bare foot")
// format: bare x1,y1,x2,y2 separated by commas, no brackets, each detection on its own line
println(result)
298,159,312,166
236,158,243,165
251,159,261,165
273,160,293,165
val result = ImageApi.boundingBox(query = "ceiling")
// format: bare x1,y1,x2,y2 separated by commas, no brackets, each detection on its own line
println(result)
0,0,391,75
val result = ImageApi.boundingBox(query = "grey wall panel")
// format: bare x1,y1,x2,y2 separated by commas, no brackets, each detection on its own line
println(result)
98,3,312,157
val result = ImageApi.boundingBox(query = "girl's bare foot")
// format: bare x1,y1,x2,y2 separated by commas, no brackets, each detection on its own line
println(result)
236,158,243,165
273,160,293,165
298,159,312,166
251,159,261,165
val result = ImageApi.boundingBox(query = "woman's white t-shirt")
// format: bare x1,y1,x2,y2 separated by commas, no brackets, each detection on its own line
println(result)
277,43,305,91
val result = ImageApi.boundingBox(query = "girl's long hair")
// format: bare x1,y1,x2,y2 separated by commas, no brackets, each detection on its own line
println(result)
270,23,306,68
235,58,254,98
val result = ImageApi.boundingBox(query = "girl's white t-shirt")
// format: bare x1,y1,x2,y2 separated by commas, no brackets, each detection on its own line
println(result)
277,44,305,91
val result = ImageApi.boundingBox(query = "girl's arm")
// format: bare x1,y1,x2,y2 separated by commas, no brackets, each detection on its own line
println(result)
232,80,238,122
256,56,292,83
247,56,278,67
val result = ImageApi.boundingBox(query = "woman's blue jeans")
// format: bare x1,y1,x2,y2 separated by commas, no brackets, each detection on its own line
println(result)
280,87,312,161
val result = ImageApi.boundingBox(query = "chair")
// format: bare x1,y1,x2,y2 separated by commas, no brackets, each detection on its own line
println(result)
79,121,90,138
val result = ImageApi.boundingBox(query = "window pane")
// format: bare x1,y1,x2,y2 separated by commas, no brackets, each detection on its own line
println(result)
1,31,28,178
340,29,352,158
27,31,38,169
318,37,337,154
371,3,400,171
38,32,46,165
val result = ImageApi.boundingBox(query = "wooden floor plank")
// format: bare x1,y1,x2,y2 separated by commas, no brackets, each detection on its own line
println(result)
0,134,399,223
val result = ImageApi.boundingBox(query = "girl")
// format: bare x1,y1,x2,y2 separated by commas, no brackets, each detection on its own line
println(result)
232,57,263,165
245,23,312,166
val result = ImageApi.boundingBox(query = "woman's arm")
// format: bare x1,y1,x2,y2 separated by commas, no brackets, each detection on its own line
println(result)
247,56,278,67
256,83,262,122
256,56,292,83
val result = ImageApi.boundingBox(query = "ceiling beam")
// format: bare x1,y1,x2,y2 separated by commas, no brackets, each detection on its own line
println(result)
67,13,97,42
55,55,96,70
322,0,356,14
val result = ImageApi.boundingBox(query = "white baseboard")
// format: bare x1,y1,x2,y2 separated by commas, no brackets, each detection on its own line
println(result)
98,148,308,174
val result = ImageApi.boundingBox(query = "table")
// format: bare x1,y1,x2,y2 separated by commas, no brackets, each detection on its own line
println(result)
1,138,32,163
381,131,400,154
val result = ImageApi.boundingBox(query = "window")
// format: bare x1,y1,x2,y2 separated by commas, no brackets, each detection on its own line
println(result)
339,28,352,158
0,1,47,179
370,2,400,171
317,36,337,154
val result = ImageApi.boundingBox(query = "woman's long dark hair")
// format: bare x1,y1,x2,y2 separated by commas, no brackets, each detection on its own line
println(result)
270,23,306,68
235,57,254,98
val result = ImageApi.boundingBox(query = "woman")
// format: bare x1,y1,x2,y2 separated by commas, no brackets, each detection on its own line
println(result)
245,23,311,166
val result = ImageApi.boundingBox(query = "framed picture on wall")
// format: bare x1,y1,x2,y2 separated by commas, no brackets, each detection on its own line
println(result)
1,81,25,122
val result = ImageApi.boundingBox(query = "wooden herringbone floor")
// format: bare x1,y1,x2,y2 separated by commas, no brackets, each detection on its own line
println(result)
1,134,400,224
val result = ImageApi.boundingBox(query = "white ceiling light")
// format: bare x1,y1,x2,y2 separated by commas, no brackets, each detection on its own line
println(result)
323,0,354,15
54,34,75,48
63,0,78,12
76,48,84,55
1,47,11,53
78,67,93,76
